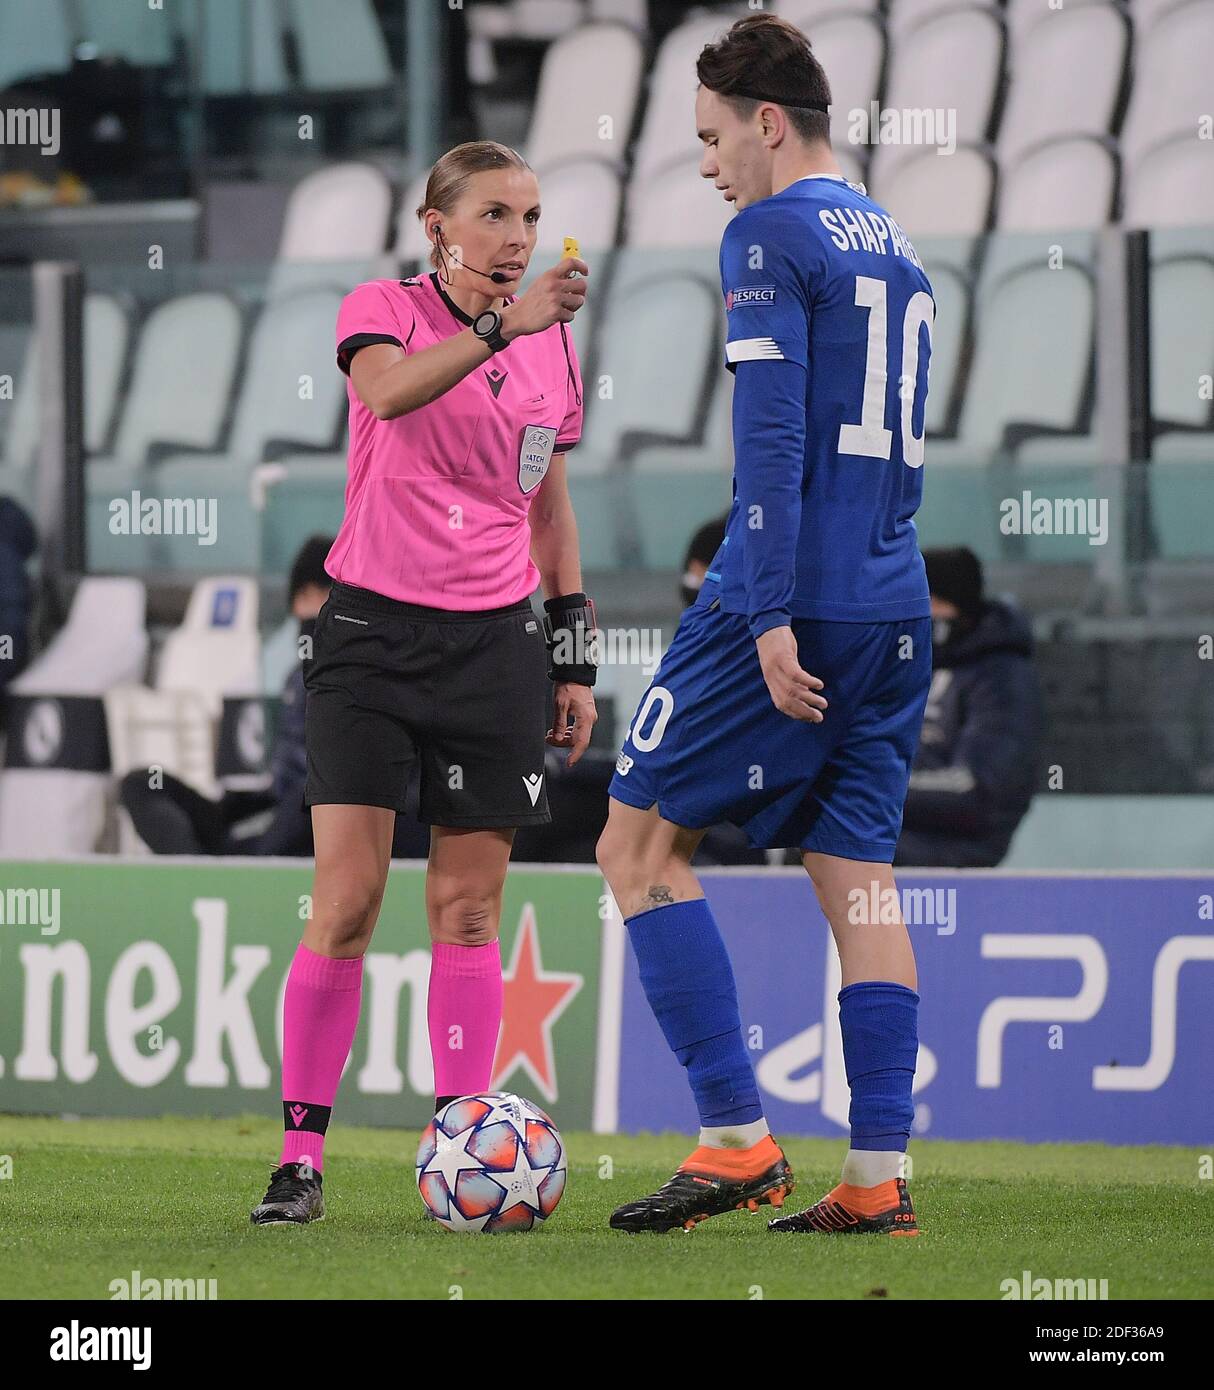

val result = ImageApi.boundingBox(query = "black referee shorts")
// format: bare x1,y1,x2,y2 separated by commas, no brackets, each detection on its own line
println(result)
304,581,552,827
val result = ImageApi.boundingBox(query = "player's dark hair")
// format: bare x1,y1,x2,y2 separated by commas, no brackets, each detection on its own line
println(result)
417,141,533,270
288,535,334,604
696,14,832,146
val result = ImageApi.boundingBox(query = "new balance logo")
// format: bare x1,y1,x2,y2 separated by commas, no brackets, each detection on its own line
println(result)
615,753,634,776
522,772,544,806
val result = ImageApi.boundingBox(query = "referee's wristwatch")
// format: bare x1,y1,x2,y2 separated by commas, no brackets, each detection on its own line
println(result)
472,308,509,353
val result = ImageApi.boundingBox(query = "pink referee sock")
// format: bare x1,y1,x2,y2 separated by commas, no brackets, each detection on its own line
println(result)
427,940,503,1105
279,943,364,1173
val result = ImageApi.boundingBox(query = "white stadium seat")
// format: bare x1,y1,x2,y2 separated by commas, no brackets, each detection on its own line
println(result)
1121,0,1214,169
998,138,1118,231
928,261,1094,463
530,160,622,251
1124,136,1214,230
801,10,886,167
527,22,646,174
998,1,1129,165
0,578,147,856
276,163,394,264
868,8,1004,189
872,145,995,239
630,15,735,189
625,162,734,248
87,292,243,571
395,170,433,265
105,578,261,809
151,289,346,570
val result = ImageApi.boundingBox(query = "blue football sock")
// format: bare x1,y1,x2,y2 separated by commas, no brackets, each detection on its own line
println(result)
838,980,919,1153
625,898,762,1129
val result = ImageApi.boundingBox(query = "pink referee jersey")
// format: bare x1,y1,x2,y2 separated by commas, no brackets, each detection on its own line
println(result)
326,272,584,609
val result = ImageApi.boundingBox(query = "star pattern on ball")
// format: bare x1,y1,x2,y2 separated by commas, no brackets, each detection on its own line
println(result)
422,1123,484,1191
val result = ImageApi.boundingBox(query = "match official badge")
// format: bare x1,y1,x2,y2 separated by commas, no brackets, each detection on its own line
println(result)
518,424,557,494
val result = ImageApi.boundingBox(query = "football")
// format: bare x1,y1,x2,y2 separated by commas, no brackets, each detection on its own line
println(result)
416,1091,567,1232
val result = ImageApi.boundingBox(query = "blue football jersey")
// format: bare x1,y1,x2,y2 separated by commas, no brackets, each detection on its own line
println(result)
708,173,935,633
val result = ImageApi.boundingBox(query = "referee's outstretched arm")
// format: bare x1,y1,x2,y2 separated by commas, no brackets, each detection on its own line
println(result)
349,257,588,420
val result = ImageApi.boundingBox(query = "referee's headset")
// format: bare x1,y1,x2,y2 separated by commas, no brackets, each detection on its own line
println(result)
434,224,582,407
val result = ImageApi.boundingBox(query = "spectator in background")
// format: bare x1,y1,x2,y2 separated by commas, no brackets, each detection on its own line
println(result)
895,546,1043,868
680,515,727,608
0,496,37,687
120,536,334,857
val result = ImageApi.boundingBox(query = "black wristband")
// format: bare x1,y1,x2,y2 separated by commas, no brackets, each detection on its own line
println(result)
542,592,598,686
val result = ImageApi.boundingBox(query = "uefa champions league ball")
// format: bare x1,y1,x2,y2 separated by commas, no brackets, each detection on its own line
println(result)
416,1091,567,1232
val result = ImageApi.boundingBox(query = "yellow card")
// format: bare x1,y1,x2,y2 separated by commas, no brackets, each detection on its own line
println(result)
563,236,581,264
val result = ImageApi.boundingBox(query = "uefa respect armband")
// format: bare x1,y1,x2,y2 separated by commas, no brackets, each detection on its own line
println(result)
542,592,598,686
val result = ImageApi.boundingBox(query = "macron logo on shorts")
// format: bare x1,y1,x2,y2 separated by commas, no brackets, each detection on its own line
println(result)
522,772,544,806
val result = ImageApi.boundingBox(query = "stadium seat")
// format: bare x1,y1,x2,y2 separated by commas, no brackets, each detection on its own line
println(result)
526,22,646,174
872,145,995,246
789,9,885,163
105,577,261,805
150,288,346,571
0,578,147,856
997,138,1118,231
395,171,433,265
574,249,722,567
777,0,881,19
1150,431,1214,558
184,0,289,96
87,292,243,572
286,0,393,91
624,162,734,248
1146,253,1214,557
259,453,347,577
1151,256,1214,431
529,160,622,252
1121,0,1214,170
629,371,734,569
2,294,129,516
885,0,978,35
629,15,737,191
868,7,1004,190
75,0,175,66
998,1,1129,166
1124,137,1214,230
0,0,72,92
921,262,969,439
275,162,394,264
588,0,645,25
919,262,1095,557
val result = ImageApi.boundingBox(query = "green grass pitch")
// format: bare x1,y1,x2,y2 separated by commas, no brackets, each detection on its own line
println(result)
1,1114,1211,1300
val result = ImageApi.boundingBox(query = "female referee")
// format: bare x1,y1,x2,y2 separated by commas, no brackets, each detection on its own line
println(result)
252,141,597,1224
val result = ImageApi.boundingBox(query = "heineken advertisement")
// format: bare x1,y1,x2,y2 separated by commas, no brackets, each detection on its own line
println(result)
0,862,605,1132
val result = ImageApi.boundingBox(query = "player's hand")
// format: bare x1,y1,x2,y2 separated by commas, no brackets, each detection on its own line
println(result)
756,626,828,722
547,681,597,765
502,257,589,338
